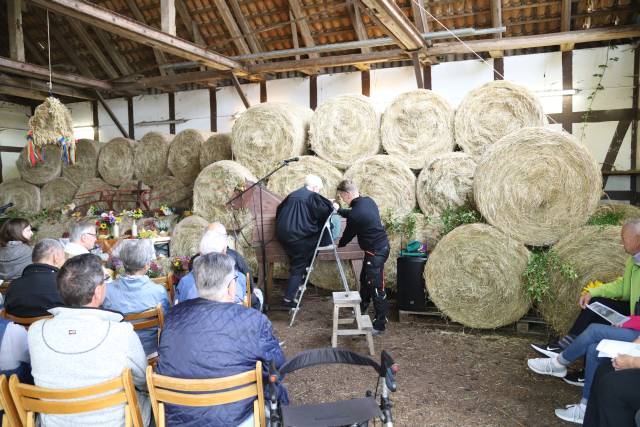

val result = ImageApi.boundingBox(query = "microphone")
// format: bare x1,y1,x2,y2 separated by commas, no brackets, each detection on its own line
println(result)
283,157,299,164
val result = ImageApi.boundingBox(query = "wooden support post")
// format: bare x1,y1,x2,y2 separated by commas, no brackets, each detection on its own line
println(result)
161,0,176,36
209,87,217,132
95,91,128,138
127,96,134,139
92,100,99,140
310,75,317,110
493,57,504,80
561,51,573,134
632,46,639,204
361,70,370,97
423,64,431,90
231,73,250,109
168,92,176,134
602,121,632,186
412,52,424,89
8,0,25,62
260,81,267,103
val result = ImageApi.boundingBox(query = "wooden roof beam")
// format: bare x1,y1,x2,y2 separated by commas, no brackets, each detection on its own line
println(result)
347,0,370,71
358,0,425,52
8,0,26,62
66,18,120,79
214,0,252,56
0,73,95,100
228,0,265,56
93,29,134,76
51,20,96,78
23,34,46,66
560,0,574,51
175,0,205,45
288,0,321,74
161,0,176,36
27,0,245,73
0,56,111,90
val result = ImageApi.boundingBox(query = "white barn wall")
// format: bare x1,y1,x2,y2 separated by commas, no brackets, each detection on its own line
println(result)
266,77,310,106
317,72,361,105
216,83,260,133
0,102,29,182
175,89,210,133
132,93,170,136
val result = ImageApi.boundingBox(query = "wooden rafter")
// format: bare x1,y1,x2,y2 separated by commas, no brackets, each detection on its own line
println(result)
51,23,96,78
214,0,252,56
288,0,320,73
489,0,503,57
0,56,111,90
0,73,94,99
175,0,205,46
93,28,134,76
23,34,47,66
347,0,370,71
228,0,265,56
66,18,120,79
359,0,425,52
8,0,26,62
161,0,176,36
561,0,574,51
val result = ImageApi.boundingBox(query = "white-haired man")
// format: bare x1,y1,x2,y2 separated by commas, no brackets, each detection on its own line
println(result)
64,220,97,259
275,174,337,308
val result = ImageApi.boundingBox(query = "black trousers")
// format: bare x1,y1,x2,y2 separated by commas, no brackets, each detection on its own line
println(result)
283,238,316,301
584,361,640,427
568,297,630,337
360,246,390,331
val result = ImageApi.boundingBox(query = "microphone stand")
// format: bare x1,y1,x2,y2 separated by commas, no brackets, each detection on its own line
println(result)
227,160,293,312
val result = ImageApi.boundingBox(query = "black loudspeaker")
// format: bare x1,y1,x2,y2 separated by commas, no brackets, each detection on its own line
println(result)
396,256,427,311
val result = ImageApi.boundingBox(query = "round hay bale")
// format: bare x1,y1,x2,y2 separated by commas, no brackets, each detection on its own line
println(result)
309,95,380,169
591,202,640,225
193,160,257,229
233,222,258,274
0,179,41,213
167,130,214,186
62,139,101,186
34,217,74,241
41,176,78,210
170,215,209,257
425,223,531,328
73,177,115,211
539,226,627,335
232,103,313,177
148,176,192,210
17,144,62,186
267,155,342,199
343,155,416,216
474,127,601,246
416,152,476,218
134,132,174,185
98,137,135,186
200,133,232,169
309,260,358,291
381,90,454,169
112,180,149,211
454,81,545,158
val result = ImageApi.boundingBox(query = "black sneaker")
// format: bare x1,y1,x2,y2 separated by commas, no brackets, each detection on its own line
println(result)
563,370,585,387
531,341,561,358
281,298,297,309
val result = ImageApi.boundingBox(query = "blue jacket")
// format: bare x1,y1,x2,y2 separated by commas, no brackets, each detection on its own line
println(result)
157,298,286,426
175,270,247,305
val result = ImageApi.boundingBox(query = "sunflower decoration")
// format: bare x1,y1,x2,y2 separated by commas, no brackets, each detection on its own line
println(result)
581,279,613,295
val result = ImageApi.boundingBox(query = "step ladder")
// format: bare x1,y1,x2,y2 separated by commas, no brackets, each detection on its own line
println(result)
332,291,374,356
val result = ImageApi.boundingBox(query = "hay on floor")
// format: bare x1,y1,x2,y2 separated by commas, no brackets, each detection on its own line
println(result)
0,179,41,213
425,223,531,329
134,132,174,185
267,155,343,199
474,127,602,246
62,139,101,186
168,129,213,186
170,215,209,257
381,89,454,169
148,176,193,210
200,133,233,169
97,137,135,186
454,81,545,158
40,176,78,210
17,144,62,186
73,177,116,211
309,95,380,170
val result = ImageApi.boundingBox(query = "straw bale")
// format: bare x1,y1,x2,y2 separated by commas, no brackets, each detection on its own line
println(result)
592,202,640,224
425,223,531,329
474,127,602,246
381,90,454,169
73,177,115,211
28,97,73,148
539,226,627,335
416,152,476,219
309,95,380,169
232,103,313,177
267,155,343,199
148,176,193,210
97,137,135,186
134,132,174,185
193,160,257,229
34,217,74,241
343,155,416,216
62,139,101,186
200,133,232,169
17,144,62,185
234,222,258,274
0,179,41,213
167,129,211,186
170,215,209,257
309,260,358,291
40,176,78,210
454,81,545,158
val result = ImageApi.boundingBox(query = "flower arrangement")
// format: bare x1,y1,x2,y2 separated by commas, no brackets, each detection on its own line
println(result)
138,229,159,239
86,205,98,217
147,261,164,278
171,256,190,276
157,205,173,217
96,211,120,237
120,208,145,220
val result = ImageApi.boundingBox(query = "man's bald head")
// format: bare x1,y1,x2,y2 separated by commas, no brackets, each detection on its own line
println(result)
622,219,640,254
207,221,227,235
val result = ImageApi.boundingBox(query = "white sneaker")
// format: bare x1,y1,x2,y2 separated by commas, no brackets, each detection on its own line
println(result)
317,244,335,250
555,403,585,424
527,357,567,377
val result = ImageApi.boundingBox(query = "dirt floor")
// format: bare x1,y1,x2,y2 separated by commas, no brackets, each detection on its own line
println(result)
267,289,582,427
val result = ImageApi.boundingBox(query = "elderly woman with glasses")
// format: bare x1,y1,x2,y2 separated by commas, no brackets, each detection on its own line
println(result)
101,239,169,356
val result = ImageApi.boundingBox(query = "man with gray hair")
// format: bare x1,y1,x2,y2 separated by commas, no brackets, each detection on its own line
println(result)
275,174,336,308
5,238,66,317
158,252,286,426
64,220,97,259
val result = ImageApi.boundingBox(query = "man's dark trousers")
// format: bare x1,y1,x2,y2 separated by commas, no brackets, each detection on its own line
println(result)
284,238,315,301
360,245,390,331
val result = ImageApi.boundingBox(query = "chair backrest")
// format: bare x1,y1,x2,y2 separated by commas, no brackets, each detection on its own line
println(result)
146,361,265,427
244,272,251,308
0,375,20,427
123,303,164,332
9,368,144,427
0,310,52,328
151,274,174,307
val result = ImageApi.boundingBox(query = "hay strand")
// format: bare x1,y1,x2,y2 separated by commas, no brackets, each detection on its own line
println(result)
232,103,313,177
474,127,602,246
98,137,135,186
381,90,454,169
134,132,174,185
148,176,193,210
73,177,115,211
309,95,380,169
343,155,416,216
28,97,74,149
17,144,62,185
62,139,101,186
167,129,213,186
454,81,545,158
267,155,342,199
425,223,531,329
539,226,627,335
170,215,209,257
0,179,41,213
200,133,232,169
41,176,78,210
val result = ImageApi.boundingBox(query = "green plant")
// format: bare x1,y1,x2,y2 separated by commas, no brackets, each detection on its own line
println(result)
587,210,625,226
382,210,418,239
439,205,483,236
523,249,578,304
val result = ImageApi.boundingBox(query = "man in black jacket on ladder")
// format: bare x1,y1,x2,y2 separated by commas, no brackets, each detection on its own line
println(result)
336,180,390,336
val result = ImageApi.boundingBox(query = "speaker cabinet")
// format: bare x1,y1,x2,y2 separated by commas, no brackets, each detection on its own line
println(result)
396,256,427,311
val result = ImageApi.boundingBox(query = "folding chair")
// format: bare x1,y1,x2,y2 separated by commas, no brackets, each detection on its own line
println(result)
0,375,20,427
0,310,52,329
9,368,144,427
146,361,266,427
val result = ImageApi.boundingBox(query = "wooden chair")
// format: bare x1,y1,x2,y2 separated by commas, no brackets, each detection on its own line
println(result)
0,375,20,427
0,310,52,329
9,368,144,427
123,303,165,334
152,274,175,307
244,272,252,308
0,279,11,296
146,362,266,427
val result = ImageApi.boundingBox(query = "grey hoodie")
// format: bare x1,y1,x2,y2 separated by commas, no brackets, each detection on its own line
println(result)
0,241,32,280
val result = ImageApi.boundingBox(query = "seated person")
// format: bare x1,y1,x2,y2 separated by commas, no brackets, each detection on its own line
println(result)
64,220,97,259
28,254,151,426
206,223,253,281
0,316,31,383
176,223,248,305
158,253,286,426
528,322,640,424
101,239,169,356
5,238,65,318
0,218,33,280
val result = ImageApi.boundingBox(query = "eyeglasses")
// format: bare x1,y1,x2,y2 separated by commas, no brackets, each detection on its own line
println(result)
226,273,238,288
84,232,97,237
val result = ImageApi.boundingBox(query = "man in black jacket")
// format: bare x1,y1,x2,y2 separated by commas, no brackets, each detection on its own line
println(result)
5,238,65,317
336,180,390,335
276,175,335,308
